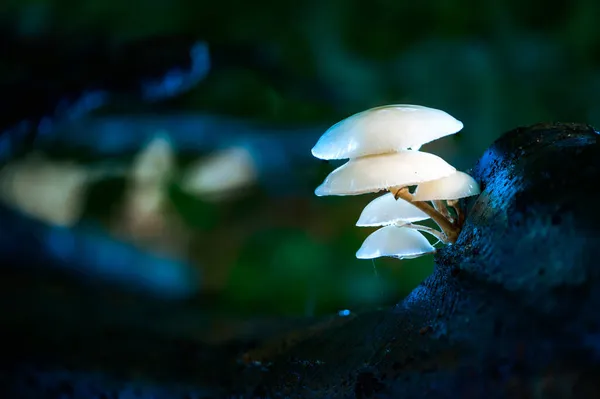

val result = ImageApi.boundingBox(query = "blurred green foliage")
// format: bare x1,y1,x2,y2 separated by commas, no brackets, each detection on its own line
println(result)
4,0,600,316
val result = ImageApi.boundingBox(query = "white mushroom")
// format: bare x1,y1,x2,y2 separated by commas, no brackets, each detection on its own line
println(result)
413,171,480,201
131,133,175,185
180,146,257,201
315,150,455,196
311,104,463,160
355,225,435,260
0,154,90,227
356,192,429,227
119,133,175,241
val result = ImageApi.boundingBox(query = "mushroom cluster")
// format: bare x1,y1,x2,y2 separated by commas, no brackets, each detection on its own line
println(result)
311,104,480,261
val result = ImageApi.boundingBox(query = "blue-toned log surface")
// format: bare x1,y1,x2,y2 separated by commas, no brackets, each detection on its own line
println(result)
1,122,600,398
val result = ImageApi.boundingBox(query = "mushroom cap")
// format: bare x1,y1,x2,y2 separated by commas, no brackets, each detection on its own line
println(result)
315,150,456,196
356,192,429,227
180,146,257,199
0,154,90,227
311,104,463,160
413,171,481,201
356,225,435,260
131,134,175,185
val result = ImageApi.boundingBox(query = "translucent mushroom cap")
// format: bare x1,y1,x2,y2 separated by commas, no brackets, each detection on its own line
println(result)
356,192,429,227
315,150,456,196
311,104,463,160
413,171,481,201
356,225,435,260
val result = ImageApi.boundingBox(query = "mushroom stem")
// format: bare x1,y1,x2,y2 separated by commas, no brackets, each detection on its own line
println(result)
433,200,453,222
448,199,465,228
391,187,461,243
400,222,447,245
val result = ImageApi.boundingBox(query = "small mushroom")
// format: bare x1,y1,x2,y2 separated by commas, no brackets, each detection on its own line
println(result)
355,225,435,260
130,133,175,186
412,171,481,201
117,133,176,246
356,192,429,227
315,151,456,196
0,153,90,227
311,104,463,160
180,146,257,201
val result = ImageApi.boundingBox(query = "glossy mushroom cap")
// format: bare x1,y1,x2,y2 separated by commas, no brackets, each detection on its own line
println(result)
311,104,463,160
356,192,429,227
356,225,435,260
412,171,481,201
315,150,456,196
